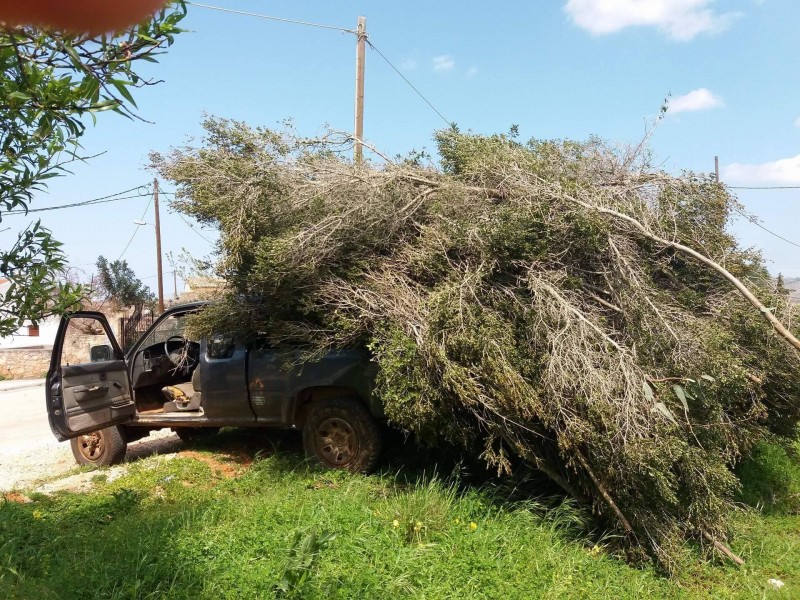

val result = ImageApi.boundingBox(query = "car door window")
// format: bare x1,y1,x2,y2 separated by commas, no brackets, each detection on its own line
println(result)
207,333,236,359
61,316,117,366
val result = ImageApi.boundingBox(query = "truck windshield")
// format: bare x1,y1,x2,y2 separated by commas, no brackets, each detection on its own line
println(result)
138,313,190,349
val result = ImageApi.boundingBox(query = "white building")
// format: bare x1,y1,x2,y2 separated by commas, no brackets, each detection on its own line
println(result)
0,278,60,349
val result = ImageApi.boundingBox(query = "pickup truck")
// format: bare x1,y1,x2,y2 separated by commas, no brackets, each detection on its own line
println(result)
45,302,382,472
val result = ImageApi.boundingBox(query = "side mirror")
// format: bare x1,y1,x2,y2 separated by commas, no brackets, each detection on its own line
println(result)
90,344,113,362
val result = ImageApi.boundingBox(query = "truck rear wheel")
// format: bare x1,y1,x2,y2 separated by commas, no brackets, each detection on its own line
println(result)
302,397,381,474
70,426,127,467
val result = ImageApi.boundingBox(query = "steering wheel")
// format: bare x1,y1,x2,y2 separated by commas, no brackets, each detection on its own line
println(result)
164,335,198,369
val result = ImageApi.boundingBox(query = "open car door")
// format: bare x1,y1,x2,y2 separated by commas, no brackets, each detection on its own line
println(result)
46,311,134,442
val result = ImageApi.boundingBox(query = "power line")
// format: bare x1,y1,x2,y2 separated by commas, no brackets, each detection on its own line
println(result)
184,2,355,33
176,212,215,244
5,185,149,215
729,185,800,190
118,193,154,260
733,207,800,249
366,40,452,128
184,3,452,128
147,188,215,243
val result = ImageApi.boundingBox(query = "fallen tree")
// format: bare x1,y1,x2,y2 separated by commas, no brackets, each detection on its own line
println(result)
152,118,800,571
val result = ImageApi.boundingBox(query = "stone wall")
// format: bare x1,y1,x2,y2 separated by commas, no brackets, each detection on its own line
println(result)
0,334,111,380
0,347,52,380
62,334,110,366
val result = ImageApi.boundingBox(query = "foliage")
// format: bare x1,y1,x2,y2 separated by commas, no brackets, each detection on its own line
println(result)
152,118,800,570
273,529,336,598
0,221,82,331
0,2,186,335
1,438,799,597
94,256,155,310
736,437,800,514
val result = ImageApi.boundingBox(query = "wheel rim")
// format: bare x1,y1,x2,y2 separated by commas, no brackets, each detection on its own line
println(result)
314,417,358,466
77,431,104,462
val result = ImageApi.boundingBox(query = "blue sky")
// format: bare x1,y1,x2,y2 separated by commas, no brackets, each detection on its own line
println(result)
3,0,799,297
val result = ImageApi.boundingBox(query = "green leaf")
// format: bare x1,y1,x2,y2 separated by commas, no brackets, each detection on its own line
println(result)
672,384,689,413
642,381,654,402
700,374,715,383
653,402,679,426
8,91,32,101
111,79,137,107
88,99,121,112
63,43,82,67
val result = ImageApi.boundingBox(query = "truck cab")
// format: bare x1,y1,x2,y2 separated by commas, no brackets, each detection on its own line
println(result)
45,303,382,472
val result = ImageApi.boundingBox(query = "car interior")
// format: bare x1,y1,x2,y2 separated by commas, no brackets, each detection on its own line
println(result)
128,313,203,415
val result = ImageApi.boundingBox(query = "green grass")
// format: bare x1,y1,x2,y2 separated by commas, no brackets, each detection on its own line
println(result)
1,430,798,599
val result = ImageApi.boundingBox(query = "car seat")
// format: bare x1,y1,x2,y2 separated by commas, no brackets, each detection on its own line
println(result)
161,365,202,412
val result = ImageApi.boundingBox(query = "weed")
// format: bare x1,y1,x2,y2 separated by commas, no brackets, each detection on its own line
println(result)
273,529,336,598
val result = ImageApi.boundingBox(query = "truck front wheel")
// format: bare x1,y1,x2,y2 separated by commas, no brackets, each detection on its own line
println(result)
302,397,381,474
69,426,127,467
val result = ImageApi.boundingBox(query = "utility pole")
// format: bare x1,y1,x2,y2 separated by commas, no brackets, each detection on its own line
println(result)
714,156,720,183
173,270,178,301
153,178,165,313
353,16,367,163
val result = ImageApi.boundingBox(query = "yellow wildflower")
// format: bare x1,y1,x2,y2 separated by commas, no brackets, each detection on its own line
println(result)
469,521,478,530
32,510,44,520
413,521,422,531
392,519,399,528
454,517,460,524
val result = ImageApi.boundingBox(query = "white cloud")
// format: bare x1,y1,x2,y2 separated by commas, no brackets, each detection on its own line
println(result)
465,66,479,78
399,58,417,71
668,88,724,113
795,116,800,128
432,55,455,72
723,155,800,185
564,0,741,41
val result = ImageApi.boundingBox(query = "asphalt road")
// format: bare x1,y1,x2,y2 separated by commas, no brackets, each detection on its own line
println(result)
0,379,180,491
0,379,55,453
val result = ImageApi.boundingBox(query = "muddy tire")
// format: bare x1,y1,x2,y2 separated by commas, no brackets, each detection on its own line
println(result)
302,397,381,474
174,427,220,443
70,426,127,467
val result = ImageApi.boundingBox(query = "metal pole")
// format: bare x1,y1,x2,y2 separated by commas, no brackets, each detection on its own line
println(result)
153,178,165,313
714,156,719,183
354,16,367,163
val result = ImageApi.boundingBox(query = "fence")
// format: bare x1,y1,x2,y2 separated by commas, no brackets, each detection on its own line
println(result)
118,312,154,351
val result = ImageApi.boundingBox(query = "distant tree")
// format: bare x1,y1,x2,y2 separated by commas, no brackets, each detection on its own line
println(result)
0,2,186,336
95,256,155,312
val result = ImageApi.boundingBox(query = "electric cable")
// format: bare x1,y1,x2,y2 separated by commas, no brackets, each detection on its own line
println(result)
117,192,154,260
5,185,149,214
184,2,355,33
733,206,800,249
176,212,215,244
183,3,452,127
366,39,452,128
728,185,800,190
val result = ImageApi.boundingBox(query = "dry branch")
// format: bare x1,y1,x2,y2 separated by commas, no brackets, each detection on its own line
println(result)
153,119,800,571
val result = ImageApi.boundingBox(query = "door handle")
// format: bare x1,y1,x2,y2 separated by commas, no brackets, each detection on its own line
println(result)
73,384,109,400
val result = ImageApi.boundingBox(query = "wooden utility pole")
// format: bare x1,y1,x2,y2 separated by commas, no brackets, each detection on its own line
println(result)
353,16,367,163
153,178,165,313
714,156,720,183
173,270,178,301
